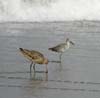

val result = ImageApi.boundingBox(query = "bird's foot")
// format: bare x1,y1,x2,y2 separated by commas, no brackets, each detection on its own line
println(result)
45,71,48,73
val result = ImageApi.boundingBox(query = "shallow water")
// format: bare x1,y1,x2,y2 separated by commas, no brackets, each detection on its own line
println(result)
0,21,100,98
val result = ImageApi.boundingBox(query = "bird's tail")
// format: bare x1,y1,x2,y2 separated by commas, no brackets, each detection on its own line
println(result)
19,48,33,62
19,48,26,56
49,48,56,51
48,48,53,51
19,48,31,55
19,48,24,52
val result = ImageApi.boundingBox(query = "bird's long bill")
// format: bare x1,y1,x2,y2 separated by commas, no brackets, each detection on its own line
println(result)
70,41,75,45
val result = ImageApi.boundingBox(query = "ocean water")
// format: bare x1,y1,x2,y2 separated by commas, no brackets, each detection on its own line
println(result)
0,0,100,21
0,21,100,98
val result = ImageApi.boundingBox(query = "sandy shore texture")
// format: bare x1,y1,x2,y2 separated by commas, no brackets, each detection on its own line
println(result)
0,21,100,98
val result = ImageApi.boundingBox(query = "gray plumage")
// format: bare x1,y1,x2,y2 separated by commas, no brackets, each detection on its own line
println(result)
49,38,75,61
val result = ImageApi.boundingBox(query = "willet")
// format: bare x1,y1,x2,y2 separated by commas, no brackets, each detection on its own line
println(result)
19,48,48,73
49,38,75,61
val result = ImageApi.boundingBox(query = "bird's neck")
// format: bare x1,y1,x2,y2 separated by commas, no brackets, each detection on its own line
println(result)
66,41,70,48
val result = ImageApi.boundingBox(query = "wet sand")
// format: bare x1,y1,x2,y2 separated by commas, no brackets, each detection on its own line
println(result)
0,21,100,98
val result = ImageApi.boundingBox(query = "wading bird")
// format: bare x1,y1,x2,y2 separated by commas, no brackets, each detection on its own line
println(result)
19,48,48,73
49,38,75,61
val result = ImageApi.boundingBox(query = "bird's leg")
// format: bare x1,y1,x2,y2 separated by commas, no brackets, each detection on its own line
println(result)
30,62,33,73
45,72,48,81
45,64,48,73
59,53,62,62
33,63,36,71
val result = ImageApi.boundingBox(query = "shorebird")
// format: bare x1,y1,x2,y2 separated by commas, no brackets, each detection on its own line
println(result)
49,38,75,61
19,48,48,73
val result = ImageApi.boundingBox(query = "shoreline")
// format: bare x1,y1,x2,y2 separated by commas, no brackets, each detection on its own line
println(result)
0,20,100,24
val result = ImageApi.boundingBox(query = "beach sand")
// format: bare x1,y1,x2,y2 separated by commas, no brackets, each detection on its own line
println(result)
0,21,100,98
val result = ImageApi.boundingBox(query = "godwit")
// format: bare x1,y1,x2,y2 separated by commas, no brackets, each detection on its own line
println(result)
49,38,75,61
19,48,48,73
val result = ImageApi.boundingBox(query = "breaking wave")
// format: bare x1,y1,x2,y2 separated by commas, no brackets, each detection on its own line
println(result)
0,0,100,22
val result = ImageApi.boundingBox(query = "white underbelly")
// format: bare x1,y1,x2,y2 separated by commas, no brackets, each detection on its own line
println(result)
60,46,69,52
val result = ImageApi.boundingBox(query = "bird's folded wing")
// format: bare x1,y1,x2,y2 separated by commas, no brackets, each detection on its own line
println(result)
20,49,44,61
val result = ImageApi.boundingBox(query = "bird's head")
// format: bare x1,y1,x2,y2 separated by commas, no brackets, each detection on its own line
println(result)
66,38,75,45
66,38,69,42
43,58,48,64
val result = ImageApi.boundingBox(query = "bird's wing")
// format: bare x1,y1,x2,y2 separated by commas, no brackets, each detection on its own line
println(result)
55,43,65,48
30,50,44,58
29,50,44,63
52,43,66,49
20,49,44,61
49,43,65,52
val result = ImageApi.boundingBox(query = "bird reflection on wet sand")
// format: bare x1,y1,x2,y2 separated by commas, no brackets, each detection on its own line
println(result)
49,60,61,63
30,72,48,81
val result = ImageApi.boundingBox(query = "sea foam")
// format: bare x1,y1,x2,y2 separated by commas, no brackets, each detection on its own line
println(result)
0,0,100,22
